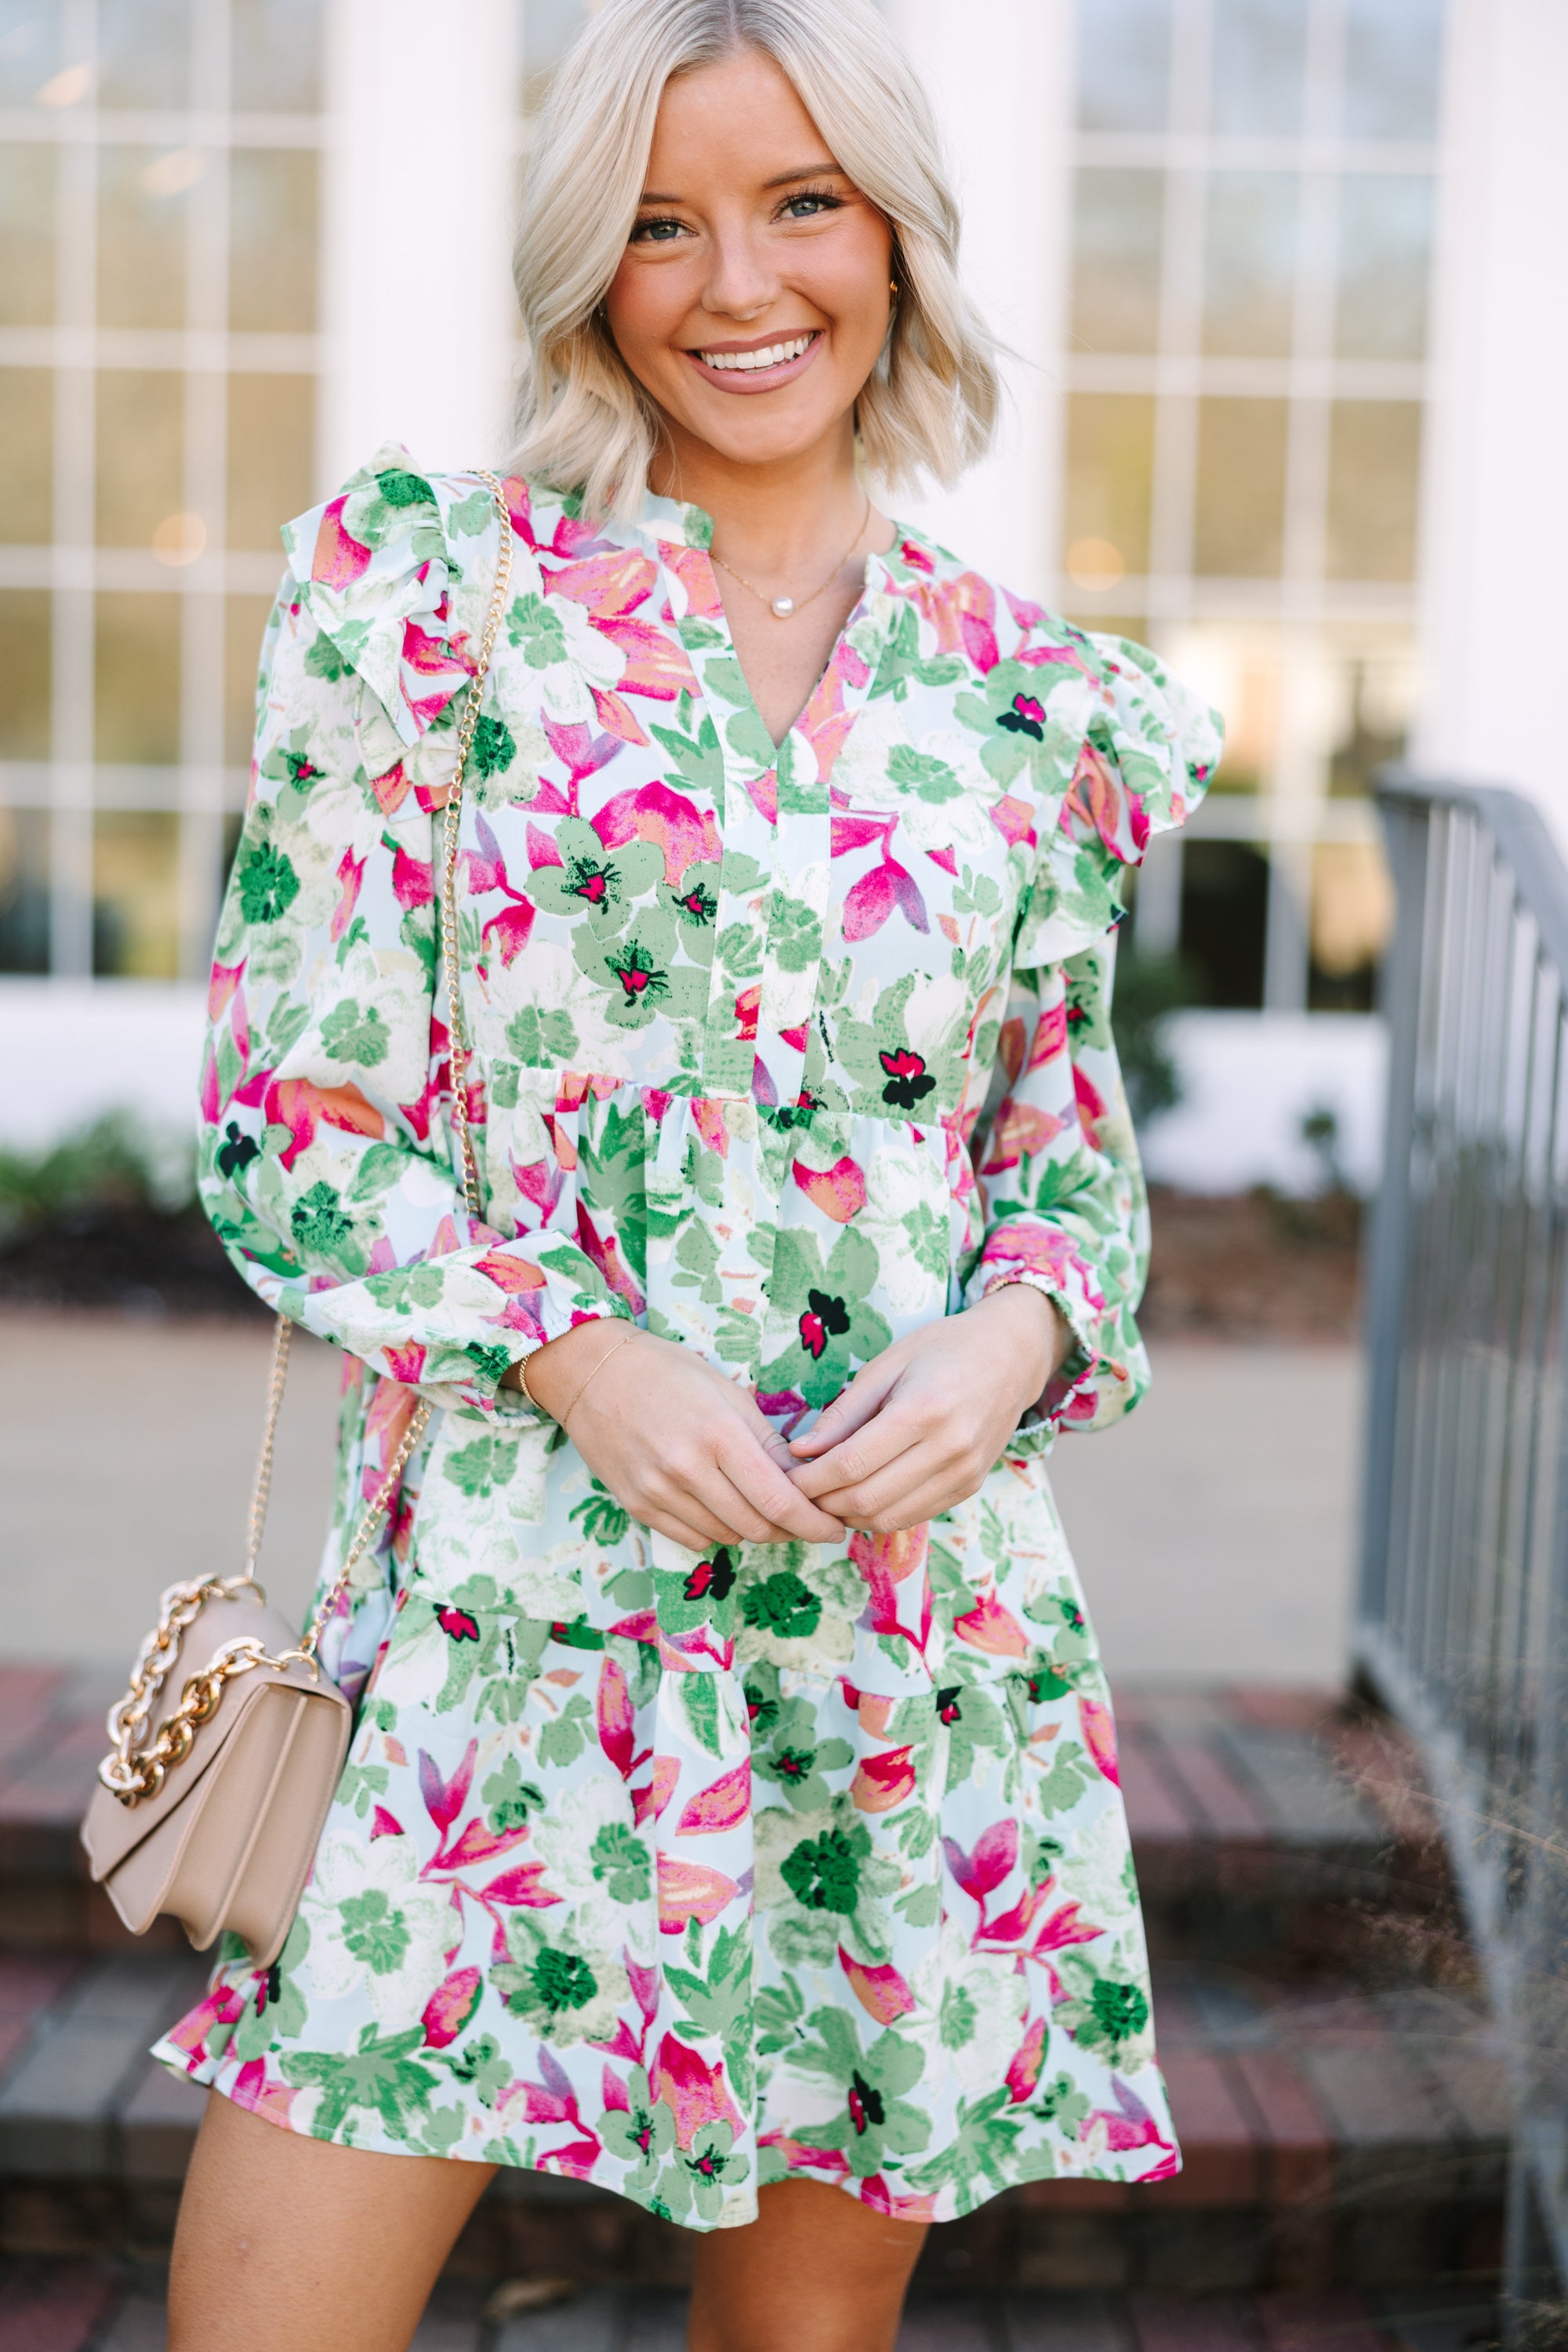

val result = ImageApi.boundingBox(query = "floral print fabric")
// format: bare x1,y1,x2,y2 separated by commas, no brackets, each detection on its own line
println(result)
154,445,1220,2227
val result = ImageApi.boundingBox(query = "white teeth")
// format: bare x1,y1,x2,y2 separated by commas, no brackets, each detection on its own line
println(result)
699,333,813,372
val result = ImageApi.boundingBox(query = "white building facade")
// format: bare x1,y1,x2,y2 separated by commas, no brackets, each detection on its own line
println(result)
1,0,1563,1190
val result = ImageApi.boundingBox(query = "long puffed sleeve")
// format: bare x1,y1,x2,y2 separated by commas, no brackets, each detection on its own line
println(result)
960,630,1222,1445
198,464,635,1416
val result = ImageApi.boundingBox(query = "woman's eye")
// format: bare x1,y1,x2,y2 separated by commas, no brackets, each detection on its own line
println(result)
631,216,686,244
781,192,840,220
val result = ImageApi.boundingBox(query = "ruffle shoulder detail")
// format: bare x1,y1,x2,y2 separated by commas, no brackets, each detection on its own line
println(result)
1014,630,1223,967
280,442,540,810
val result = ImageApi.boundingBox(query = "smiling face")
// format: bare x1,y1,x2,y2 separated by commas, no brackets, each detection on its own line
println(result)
602,46,895,481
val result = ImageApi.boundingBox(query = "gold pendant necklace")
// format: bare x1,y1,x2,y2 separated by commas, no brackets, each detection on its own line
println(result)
710,492,872,619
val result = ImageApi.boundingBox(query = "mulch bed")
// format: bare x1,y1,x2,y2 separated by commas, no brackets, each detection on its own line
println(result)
1141,1183,1363,1342
0,1185,1363,1343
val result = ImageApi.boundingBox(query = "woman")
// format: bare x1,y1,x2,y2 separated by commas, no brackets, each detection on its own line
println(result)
160,2,1219,2347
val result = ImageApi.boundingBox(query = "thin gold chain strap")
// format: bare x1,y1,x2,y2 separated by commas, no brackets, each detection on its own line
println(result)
97,473,517,1798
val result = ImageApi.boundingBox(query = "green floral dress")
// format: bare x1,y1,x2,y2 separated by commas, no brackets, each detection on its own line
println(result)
154,445,1221,2227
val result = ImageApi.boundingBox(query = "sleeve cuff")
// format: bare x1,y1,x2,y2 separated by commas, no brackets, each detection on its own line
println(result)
965,1223,1109,1449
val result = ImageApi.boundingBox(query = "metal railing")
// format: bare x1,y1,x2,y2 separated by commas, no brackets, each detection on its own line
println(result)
1361,771,1568,2319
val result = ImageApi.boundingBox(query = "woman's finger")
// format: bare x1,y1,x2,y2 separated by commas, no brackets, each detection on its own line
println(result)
787,1397,927,1501
712,1432,847,1545
811,1440,962,1531
786,1353,903,1457
648,1508,746,1555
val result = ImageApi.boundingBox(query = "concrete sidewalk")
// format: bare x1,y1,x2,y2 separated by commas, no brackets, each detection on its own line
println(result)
0,1310,1360,1687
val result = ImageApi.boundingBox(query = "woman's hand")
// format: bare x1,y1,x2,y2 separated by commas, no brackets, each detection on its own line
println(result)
514,1323,847,1555
785,1286,1073,1534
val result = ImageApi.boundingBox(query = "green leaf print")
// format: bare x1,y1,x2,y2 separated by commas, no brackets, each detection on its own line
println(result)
672,1218,722,1304
866,601,965,702
590,1821,651,1904
526,817,662,933
569,1477,632,1546
482,1755,545,1835
757,1225,891,1410
441,2033,513,2107
779,1820,869,1916
600,2063,676,2183
1034,2071,1091,2137
237,839,299,926
303,630,350,682
321,1000,389,1068
290,1181,365,1272
765,888,821,975
376,466,435,508
281,2021,440,2143
904,2086,1023,2198
1034,1739,1095,1817
506,591,570,667
888,743,964,803
659,2122,750,2223
790,2008,931,2180
506,1004,579,1065
470,713,516,780
753,1698,854,1813
753,1975,804,2057
741,1571,821,1642
339,1888,411,1975
233,1915,310,2061
537,1690,593,1768
443,1434,521,1498
650,710,724,798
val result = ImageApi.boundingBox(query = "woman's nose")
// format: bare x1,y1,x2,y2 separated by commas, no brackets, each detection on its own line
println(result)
701,227,776,322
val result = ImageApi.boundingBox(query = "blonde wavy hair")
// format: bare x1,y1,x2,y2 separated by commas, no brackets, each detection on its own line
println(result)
508,0,1000,517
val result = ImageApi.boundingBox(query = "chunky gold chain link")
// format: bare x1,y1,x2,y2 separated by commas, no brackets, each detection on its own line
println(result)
98,473,517,1806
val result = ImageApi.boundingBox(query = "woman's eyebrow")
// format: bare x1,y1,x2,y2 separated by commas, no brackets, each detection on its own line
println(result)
762,160,843,187
636,160,844,205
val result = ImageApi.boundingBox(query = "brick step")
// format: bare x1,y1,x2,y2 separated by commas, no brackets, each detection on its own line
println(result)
0,1950,1510,2297
0,1669,1463,1983
0,2256,1508,2352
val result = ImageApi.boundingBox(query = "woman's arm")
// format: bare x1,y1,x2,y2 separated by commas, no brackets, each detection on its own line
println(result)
788,938,1144,1531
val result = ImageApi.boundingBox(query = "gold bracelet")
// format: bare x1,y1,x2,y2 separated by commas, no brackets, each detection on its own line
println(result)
559,1325,639,1429
518,1348,545,1411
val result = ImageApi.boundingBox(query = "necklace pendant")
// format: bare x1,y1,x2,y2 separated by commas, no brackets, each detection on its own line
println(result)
771,596,795,618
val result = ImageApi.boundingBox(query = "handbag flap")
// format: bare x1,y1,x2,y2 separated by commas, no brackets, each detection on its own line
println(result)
80,1587,349,1884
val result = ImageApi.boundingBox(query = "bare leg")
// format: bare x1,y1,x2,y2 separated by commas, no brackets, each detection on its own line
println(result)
168,2092,496,2352
686,2180,927,2352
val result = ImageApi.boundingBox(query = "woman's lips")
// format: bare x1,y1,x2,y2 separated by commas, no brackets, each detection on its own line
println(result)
683,329,824,394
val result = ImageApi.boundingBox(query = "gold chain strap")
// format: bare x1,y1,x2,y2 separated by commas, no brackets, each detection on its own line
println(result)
98,472,517,1804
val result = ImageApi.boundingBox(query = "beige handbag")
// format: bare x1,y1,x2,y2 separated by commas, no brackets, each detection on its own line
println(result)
80,470,514,1970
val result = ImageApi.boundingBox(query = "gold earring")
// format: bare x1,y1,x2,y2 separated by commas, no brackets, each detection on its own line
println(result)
889,279,898,297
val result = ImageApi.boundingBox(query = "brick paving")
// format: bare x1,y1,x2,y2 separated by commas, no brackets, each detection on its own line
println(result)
0,1678,1513,2321
0,2262,1512,2350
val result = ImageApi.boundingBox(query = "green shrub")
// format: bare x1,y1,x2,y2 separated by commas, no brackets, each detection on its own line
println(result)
0,1111,195,1244
1111,950,1196,1128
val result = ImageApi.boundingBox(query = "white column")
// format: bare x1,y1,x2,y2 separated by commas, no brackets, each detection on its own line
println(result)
319,0,521,488
1414,0,1568,841
883,0,1073,604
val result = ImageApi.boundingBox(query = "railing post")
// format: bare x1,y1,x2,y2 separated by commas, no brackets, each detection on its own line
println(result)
1358,788,1430,1642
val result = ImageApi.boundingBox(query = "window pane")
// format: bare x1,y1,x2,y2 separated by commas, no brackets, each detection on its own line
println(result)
1308,841,1392,1011
0,808,50,974
1163,622,1281,793
521,0,589,115
0,370,52,543
96,372,185,550
95,0,191,109
227,375,315,548
231,0,324,111
96,593,180,762
0,147,53,325
0,588,49,756
1326,401,1422,579
1210,0,1309,135
227,593,276,764
0,5,61,103
97,146,205,331
1334,175,1434,361
1179,840,1269,1007
230,151,319,332
1072,171,1163,354
1076,0,1172,132
1064,394,1155,583
1342,0,1444,141
1193,398,1288,575
93,811,180,978
1202,172,1298,357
